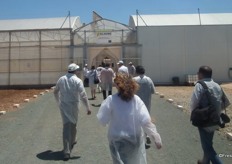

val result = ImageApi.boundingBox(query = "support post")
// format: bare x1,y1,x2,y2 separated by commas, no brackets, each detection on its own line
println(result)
70,31,74,63
8,32,12,86
83,30,87,65
198,8,202,25
39,31,42,85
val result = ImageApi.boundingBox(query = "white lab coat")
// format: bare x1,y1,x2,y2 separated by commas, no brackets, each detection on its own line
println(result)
118,65,129,75
54,73,90,124
97,94,162,164
133,75,155,112
83,67,89,77
100,67,115,91
96,67,104,81
128,65,136,76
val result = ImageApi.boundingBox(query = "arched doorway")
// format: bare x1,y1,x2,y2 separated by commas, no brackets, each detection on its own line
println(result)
91,47,119,71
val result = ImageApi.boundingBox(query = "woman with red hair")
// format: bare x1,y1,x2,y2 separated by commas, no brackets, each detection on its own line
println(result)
97,73,162,164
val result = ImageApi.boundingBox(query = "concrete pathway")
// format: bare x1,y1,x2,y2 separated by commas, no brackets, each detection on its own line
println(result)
0,88,231,164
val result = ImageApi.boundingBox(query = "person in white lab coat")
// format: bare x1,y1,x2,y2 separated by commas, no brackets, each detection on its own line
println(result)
54,63,91,160
83,64,89,87
100,63,115,100
128,62,136,77
96,65,104,93
117,60,129,75
87,66,98,99
97,74,162,164
133,66,155,113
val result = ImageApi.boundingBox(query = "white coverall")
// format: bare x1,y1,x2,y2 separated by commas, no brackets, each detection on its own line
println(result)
133,75,155,113
54,73,90,154
97,94,162,164
118,65,129,75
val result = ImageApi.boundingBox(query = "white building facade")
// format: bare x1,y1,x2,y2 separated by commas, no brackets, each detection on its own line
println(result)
130,13,232,84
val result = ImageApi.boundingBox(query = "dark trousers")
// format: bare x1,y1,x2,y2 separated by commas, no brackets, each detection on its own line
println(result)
103,90,112,100
198,128,222,164
84,78,89,87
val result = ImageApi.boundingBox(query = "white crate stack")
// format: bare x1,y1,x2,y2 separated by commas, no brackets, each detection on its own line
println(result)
186,75,198,85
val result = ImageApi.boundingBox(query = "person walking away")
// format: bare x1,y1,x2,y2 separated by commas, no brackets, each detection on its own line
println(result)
100,63,115,100
96,65,104,93
87,66,97,99
83,64,89,87
54,63,91,160
128,62,136,77
117,60,129,75
97,74,162,164
190,66,230,164
133,65,155,147
133,66,155,113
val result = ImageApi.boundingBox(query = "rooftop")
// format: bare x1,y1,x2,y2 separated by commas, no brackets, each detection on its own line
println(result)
0,16,81,31
129,13,232,27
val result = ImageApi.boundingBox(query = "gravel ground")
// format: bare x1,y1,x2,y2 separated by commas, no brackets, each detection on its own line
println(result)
156,84,232,136
0,89,47,112
1,84,232,136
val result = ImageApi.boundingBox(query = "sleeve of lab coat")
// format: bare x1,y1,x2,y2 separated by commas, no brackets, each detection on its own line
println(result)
77,81,90,111
97,96,112,126
54,80,60,104
138,98,162,149
142,122,162,149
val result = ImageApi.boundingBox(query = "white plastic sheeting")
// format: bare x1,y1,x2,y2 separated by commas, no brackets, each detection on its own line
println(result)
0,17,81,31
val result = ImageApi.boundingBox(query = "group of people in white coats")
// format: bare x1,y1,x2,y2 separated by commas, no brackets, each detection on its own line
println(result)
84,60,136,101
54,62,230,164
54,61,162,163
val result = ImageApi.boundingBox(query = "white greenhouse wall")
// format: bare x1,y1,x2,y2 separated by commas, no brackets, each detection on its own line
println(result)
138,25,232,84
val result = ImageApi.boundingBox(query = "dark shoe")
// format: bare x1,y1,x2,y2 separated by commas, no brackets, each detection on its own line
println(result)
197,159,203,164
63,153,70,161
145,144,150,149
146,136,151,144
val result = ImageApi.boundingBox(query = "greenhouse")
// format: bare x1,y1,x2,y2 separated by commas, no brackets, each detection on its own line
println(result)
0,12,140,87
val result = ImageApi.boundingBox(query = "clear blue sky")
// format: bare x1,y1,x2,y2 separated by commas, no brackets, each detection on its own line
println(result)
1,0,232,24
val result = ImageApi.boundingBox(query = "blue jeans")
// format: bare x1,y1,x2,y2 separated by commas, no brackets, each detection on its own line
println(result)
198,128,223,164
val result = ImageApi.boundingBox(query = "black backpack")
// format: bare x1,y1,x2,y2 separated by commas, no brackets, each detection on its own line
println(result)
190,81,221,127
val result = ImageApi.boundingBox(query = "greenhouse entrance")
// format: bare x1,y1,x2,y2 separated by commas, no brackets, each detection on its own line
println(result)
73,12,141,72
89,46,120,71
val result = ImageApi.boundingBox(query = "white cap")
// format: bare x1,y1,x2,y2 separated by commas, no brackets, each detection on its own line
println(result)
129,62,132,65
85,64,88,67
117,60,124,65
68,63,79,72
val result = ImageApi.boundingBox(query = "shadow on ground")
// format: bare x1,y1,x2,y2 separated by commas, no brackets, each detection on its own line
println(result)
36,150,81,161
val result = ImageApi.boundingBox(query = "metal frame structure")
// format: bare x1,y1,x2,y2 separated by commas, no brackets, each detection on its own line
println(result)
0,14,142,87
73,17,141,68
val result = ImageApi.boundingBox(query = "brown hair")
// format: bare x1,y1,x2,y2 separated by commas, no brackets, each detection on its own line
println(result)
114,73,139,102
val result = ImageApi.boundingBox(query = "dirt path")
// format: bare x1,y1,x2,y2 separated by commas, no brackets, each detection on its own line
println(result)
0,89,231,164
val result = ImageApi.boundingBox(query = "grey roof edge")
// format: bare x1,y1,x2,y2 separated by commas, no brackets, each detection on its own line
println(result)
0,16,81,32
